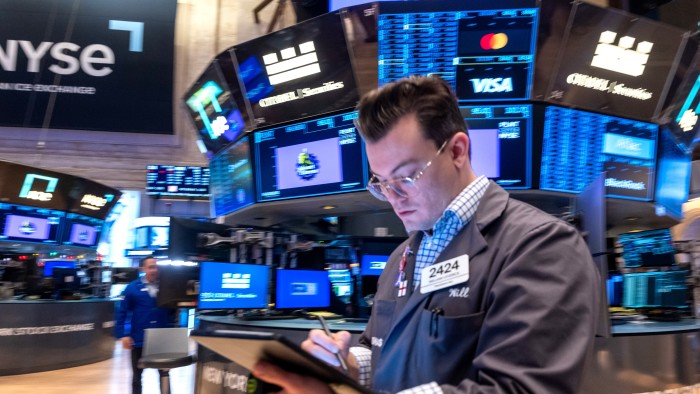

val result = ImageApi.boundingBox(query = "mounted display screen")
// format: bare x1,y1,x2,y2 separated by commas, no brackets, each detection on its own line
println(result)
461,104,531,189
209,136,255,217
378,0,538,102
146,165,210,198
60,213,104,248
183,62,247,160
254,111,368,202
540,106,657,200
617,228,676,268
234,11,359,128
542,1,686,121
655,127,691,220
275,269,330,310
0,203,64,244
198,262,270,310
360,254,389,276
623,270,688,309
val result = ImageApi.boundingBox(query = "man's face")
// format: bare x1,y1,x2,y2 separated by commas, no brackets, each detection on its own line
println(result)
365,114,457,232
141,258,158,282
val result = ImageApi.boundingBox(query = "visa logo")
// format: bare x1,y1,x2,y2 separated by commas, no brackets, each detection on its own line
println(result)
470,78,513,93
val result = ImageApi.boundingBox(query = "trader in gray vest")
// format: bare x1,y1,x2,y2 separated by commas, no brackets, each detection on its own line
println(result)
254,76,600,394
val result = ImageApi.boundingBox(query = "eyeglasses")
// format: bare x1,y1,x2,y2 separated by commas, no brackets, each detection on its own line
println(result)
367,140,448,201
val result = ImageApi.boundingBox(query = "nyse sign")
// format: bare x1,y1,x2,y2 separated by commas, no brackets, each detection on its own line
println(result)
0,0,176,134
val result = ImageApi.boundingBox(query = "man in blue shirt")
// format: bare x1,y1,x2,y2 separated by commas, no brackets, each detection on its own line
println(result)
115,256,174,394
253,76,600,393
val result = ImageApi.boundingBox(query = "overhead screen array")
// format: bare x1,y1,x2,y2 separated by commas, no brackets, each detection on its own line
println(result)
209,136,255,217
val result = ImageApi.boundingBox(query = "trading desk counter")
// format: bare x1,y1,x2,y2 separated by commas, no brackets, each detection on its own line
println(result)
195,316,700,394
0,299,116,375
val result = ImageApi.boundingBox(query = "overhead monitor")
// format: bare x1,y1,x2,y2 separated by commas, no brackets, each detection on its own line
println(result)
198,262,270,310
254,111,368,202
667,71,700,150
622,270,688,309
655,127,691,221
64,177,122,220
541,1,687,121
234,11,359,127
0,203,64,245
0,161,70,211
540,106,657,200
184,61,248,160
275,269,331,310
617,229,676,268
461,104,532,189
146,165,210,198
60,213,104,248
377,0,538,102
209,136,255,217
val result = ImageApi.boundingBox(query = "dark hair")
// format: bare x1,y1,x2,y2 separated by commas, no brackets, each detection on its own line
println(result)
355,76,468,149
139,256,156,267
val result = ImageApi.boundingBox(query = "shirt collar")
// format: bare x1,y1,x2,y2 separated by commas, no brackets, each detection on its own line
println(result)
425,175,489,236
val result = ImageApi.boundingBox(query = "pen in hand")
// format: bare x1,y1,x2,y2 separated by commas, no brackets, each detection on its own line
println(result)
317,315,349,374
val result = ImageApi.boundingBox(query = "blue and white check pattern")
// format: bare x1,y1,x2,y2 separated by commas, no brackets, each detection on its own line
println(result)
413,175,489,288
349,176,489,394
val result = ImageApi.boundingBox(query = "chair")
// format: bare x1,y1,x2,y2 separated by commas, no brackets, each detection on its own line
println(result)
137,328,197,394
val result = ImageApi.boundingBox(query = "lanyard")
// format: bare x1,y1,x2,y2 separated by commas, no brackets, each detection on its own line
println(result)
395,246,412,297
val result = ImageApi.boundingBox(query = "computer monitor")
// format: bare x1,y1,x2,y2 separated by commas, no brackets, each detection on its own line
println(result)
617,229,677,268
111,267,140,284
360,254,389,276
198,262,270,310
607,273,623,307
52,267,80,294
43,261,77,277
60,213,104,249
622,270,689,309
0,203,64,245
275,269,330,310
156,264,200,309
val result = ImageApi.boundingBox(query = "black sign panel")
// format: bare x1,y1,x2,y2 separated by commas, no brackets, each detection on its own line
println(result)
0,0,176,134
543,2,686,121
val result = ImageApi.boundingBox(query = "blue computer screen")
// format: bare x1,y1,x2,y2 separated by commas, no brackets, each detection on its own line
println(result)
378,1,538,102
275,269,330,309
622,270,688,309
655,127,691,220
209,136,255,217
617,229,676,268
43,261,77,277
540,106,657,200
198,262,270,309
360,254,389,276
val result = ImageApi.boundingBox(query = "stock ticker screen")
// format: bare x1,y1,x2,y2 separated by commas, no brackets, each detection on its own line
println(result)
461,104,531,189
540,106,657,200
378,1,538,102
146,165,210,198
622,270,688,309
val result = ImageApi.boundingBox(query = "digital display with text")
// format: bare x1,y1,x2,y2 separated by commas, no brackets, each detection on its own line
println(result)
0,203,64,244
360,254,389,276
60,213,103,248
275,269,330,309
618,229,676,268
146,165,209,198
623,270,688,309
461,104,531,189
198,262,270,310
378,0,538,102
540,106,657,200
209,136,255,216
254,111,368,202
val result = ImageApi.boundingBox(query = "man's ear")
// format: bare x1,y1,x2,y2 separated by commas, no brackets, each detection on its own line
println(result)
449,132,470,168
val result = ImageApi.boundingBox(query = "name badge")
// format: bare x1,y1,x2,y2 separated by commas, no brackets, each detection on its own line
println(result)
420,254,469,294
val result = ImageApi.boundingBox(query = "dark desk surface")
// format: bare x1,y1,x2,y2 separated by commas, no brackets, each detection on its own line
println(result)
198,316,367,333
611,319,700,335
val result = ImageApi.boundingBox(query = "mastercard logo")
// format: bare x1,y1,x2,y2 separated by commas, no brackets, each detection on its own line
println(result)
480,33,508,50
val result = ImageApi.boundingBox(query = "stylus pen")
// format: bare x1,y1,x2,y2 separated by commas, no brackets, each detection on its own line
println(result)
317,315,349,374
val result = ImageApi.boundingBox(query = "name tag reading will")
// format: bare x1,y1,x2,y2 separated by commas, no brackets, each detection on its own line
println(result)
420,254,470,294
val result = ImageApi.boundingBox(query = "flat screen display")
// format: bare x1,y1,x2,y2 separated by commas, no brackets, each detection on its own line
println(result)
184,61,248,160
198,262,270,310
0,203,64,244
542,2,686,121
234,11,359,127
209,136,255,217
655,127,691,220
0,161,70,211
360,254,389,276
146,165,210,197
254,111,368,202
275,269,330,309
43,261,77,277
670,73,700,149
622,270,688,309
378,0,538,102
60,213,104,248
617,229,676,268
461,104,531,188
540,106,657,200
